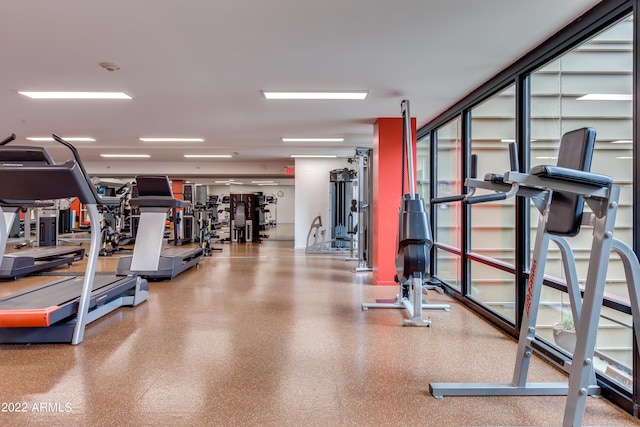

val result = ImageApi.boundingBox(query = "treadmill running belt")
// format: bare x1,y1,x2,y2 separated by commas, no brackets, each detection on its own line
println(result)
0,276,137,327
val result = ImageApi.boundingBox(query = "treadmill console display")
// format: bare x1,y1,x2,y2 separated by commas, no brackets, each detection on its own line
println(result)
136,176,174,197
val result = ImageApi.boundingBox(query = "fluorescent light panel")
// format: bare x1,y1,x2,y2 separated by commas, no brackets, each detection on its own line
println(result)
183,154,232,158
577,93,632,101
101,154,150,158
290,154,337,158
262,91,368,100
27,137,95,142
611,140,633,144
281,137,344,142
140,138,204,142
215,179,243,184
19,91,132,99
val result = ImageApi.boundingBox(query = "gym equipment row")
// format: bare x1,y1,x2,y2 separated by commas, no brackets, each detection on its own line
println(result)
194,198,222,256
98,182,135,256
428,128,640,427
0,135,207,343
0,134,149,344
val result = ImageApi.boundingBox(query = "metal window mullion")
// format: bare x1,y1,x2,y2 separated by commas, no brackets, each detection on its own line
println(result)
461,110,472,297
632,0,640,412
430,130,439,278
515,74,531,333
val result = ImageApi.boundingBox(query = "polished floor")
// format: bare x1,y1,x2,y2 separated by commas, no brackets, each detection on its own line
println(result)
0,227,639,426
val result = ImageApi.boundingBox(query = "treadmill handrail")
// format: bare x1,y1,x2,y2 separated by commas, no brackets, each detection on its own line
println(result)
0,134,16,146
51,134,114,206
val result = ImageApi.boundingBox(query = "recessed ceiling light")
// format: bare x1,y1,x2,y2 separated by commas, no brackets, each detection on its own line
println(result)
183,154,232,158
18,91,132,99
262,91,368,100
100,154,150,158
617,156,633,160
576,94,632,101
611,140,632,144
140,138,204,142
215,179,244,185
281,137,345,142
27,137,96,142
290,154,338,158
536,156,558,160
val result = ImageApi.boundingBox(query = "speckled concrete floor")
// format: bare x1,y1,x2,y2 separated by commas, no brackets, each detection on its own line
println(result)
0,238,638,426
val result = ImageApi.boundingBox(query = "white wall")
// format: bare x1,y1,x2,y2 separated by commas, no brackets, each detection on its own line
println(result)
293,158,352,249
85,160,290,177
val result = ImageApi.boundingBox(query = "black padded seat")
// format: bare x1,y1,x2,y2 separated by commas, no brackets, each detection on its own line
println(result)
529,165,613,188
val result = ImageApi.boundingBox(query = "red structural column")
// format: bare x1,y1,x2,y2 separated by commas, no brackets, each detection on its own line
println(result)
371,117,416,285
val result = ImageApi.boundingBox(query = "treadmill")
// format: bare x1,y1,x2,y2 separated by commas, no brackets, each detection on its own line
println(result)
0,134,149,344
116,175,204,280
0,201,85,279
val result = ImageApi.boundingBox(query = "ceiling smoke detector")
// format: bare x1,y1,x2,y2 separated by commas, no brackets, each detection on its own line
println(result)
99,62,120,72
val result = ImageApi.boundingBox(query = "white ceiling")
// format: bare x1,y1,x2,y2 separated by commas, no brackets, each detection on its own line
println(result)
1,0,602,181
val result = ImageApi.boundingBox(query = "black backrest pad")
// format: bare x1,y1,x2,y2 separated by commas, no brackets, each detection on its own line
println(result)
235,201,246,227
135,176,174,197
546,127,596,236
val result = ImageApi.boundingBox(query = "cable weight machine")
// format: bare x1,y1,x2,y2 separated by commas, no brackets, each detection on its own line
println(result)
361,100,450,326
306,167,358,254
349,147,373,272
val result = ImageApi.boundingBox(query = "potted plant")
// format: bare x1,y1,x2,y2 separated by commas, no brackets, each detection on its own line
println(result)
553,315,576,353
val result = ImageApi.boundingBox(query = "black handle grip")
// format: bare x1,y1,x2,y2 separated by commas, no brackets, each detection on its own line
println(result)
464,192,508,205
0,134,16,146
431,194,465,204
470,154,478,179
509,142,519,171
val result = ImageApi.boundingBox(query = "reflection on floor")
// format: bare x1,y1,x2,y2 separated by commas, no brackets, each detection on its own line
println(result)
0,238,638,426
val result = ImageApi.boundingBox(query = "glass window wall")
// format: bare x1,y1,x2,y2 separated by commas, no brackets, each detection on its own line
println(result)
530,15,633,388
468,85,517,320
434,117,462,290
421,4,637,410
